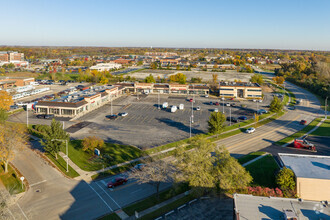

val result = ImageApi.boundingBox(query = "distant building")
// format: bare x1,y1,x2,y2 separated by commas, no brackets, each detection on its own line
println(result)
219,81,262,99
279,153,330,201
0,77,35,90
113,58,132,65
89,63,122,71
0,51,27,67
145,52,178,57
234,193,330,220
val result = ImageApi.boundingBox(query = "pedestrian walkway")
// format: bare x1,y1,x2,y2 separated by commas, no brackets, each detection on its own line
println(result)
242,152,269,167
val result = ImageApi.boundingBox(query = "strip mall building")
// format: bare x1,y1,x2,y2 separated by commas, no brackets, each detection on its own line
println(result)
35,81,261,118
219,82,262,99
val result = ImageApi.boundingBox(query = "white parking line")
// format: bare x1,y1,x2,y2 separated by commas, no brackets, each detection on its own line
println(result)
131,189,142,194
95,182,121,209
86,183,113,212
29,180,47,187
16,203,28,220
101,180,107,187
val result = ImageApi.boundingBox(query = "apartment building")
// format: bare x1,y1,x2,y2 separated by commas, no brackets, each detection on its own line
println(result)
0,51,24,62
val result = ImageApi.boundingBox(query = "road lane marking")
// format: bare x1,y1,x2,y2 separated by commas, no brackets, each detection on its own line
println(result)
131,189,142,194
95,182,121,209
86,183,113,212
16,203,28,220
29,180,47,187
226,115,300,150
7,208,15,220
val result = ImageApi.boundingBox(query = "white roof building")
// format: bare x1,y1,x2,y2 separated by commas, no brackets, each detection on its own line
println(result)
90,63,122,71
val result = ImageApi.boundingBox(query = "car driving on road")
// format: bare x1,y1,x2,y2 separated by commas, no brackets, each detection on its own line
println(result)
246,127,256,134
107,177,128,188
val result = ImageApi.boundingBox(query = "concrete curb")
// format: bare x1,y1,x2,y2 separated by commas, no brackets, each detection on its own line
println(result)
242,153,270,167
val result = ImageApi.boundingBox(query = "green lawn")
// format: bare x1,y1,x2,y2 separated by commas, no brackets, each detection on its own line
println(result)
65,140,145,171
245,155,279,188
311,119,330,136
0,164,25,194
91,161,140,180
46,153,80,178
139,195,193,220
275,117,322,145
122,184,189,216
237,151,266,165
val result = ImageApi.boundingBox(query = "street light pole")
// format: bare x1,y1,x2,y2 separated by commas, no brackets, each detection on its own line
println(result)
158,91,160,110
222,96,224,113
51,139,69,172
26,105,28,127
110,95,113,115
229,107,232,126
189,116,192,138
325,96,328,119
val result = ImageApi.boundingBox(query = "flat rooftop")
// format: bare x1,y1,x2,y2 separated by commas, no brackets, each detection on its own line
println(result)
219,81,260,87
234,194,330,220
279,153,330,179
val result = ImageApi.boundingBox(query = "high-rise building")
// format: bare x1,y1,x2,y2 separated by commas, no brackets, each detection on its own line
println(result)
0,51,24,62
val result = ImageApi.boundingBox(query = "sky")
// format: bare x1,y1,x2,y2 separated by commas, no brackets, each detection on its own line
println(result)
1,0,330,50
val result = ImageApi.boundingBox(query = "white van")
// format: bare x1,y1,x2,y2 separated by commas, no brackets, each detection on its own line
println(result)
171,105,177,113
179,104,184,110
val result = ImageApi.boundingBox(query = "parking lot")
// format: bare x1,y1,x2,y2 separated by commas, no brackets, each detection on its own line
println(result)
88,173,171,213
69,93,273,149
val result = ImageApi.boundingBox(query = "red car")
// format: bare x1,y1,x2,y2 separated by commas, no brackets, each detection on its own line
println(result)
230,98,234,100
107,177,128,188
189,98,193,102
293,139,316,151
215,102,220,106
300,120,307,125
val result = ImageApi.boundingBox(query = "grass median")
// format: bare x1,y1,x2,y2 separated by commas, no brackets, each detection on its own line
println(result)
65,140,145,172
275,117,323,145
0,164,25,194
46,153,80,178
311,119,330,136
237,151,266,165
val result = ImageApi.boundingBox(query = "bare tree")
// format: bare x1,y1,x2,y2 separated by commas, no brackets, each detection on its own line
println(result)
128,160,177,200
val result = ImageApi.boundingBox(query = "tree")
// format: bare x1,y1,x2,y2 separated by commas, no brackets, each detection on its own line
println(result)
254,113,259,128
276,167,296,196
0,109,8,123
0,91,13,111
100,76,109,84
169,73,186,84
82,136,104,153
40,119,69,159
272,76,285,85
213,146,252,192
129,159,176,200
208,112,226,135
270,96,283,112
191,77,202,83
150,62,158,69
144,74,156,83
250,74,264,85
212,74,218,83
0,123,27,173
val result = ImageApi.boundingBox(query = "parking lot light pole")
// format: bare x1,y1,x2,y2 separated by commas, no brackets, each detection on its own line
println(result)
189,116,192,138
222,97,224,113
325,96,328,119
26,105,29,127
158,91,160,110
110,95,113,115
191,98,194,123
51,139,68,172
229,107,231,126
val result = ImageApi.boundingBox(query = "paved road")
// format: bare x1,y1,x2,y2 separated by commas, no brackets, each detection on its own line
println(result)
220,73,323,157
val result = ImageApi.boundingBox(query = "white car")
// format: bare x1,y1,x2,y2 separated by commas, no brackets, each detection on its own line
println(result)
246,127,256,134
258,99,263,103
205,95,209,98
213,108,219,112
118,112,128,117
196,106,201,111
225,103,230,106
253,99,257,102
221,97,225,101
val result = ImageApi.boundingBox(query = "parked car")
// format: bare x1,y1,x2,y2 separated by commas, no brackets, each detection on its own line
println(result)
221,97,225,101
238,116,247,121
215,102,220,106
300,120,307,125
107,177,128,188
257,109,268,115
189,98,194,103
10,105,19,110
230,98,234,100
231,103,236,107
225,103,230,106
246,127,256,134
132,163,146,171
213,108,219,112
36,114,45,119
196,106,201,111
252,99,257,102
258,99,263,103
209,101,213,105
44,114,55,119
118,112,128,117
226,117,238,122
106,114,118,120
205,95,209,98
